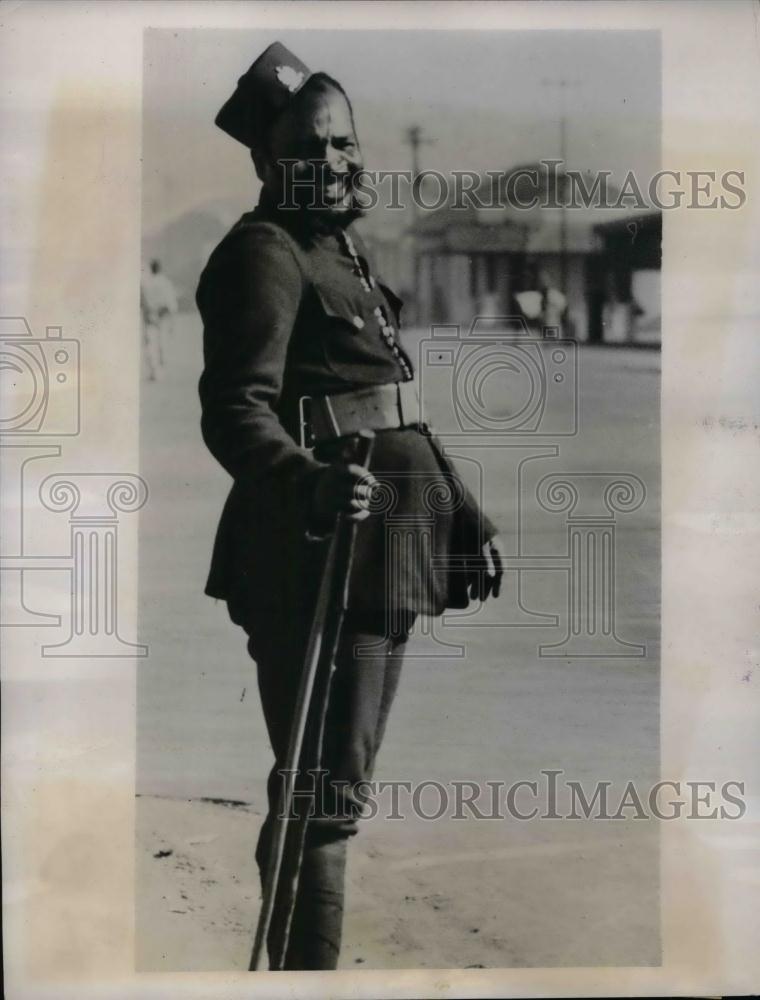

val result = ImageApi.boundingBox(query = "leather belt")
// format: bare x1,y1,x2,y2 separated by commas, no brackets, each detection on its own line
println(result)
300,379,426,445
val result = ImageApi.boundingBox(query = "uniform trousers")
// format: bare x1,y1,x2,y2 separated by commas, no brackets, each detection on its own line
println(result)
245,609,415,970
142,312,169,381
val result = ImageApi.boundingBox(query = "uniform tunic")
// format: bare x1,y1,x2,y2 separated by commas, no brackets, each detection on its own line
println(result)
197,192,497,642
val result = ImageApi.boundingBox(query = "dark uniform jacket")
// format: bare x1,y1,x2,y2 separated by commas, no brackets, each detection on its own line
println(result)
197,192,497,639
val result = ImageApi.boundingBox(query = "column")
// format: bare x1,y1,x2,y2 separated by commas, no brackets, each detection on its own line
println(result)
39,473,148,657
536,472,647,657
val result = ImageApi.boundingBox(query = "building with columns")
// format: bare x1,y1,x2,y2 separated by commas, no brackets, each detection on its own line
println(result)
408,165,661,344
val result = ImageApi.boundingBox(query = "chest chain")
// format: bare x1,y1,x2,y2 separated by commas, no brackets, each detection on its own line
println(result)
338,230,414,382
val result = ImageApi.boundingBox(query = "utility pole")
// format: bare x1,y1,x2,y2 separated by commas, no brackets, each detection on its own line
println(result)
540,78,580,298
404,125,434,218
403,125,434,323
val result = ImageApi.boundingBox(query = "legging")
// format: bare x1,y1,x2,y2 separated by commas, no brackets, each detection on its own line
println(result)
247,610,415,969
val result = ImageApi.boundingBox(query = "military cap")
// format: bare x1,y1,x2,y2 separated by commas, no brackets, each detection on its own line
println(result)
215,41,313,151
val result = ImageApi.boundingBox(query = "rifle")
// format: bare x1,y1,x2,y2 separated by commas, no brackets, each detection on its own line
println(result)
249,429,375,971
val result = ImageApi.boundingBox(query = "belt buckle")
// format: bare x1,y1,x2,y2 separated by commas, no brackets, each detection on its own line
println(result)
398,379,424,431
298,395,315,449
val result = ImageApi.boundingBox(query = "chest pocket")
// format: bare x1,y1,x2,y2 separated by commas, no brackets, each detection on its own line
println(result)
314,281,405,331
313,283,368,336
311,282,406,382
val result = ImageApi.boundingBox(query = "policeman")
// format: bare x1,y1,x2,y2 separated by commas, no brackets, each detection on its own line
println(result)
197,42,505,970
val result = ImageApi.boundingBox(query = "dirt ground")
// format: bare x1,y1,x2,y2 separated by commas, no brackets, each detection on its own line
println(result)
136,315,661,971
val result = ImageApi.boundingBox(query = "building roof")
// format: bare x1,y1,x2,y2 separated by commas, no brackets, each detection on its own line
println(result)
412,165,661,254
592,211,661,235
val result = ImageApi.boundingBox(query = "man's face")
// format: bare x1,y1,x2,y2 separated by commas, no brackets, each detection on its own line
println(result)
261,86,363,217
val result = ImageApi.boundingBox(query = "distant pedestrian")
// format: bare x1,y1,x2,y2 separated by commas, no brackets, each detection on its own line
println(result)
141,258,178,381
537,269,567,332
514,268,567,335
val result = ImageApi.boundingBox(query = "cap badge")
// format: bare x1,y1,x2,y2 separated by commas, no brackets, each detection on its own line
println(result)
275,64,305,92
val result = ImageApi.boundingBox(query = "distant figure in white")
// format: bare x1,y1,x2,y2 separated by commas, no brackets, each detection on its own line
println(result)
140,258,178,381
515,269,567,335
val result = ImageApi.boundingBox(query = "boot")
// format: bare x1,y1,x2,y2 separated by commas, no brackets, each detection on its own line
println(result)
283,834,347,970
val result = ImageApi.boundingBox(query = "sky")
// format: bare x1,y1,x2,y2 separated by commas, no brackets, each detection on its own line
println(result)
142,28,660,236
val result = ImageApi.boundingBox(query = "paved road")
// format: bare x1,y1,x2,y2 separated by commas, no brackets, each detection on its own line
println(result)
137,315,660,969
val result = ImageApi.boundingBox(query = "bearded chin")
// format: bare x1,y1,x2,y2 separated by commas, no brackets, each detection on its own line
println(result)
310,208,363,237
291,190,365,232
329,200,366,228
